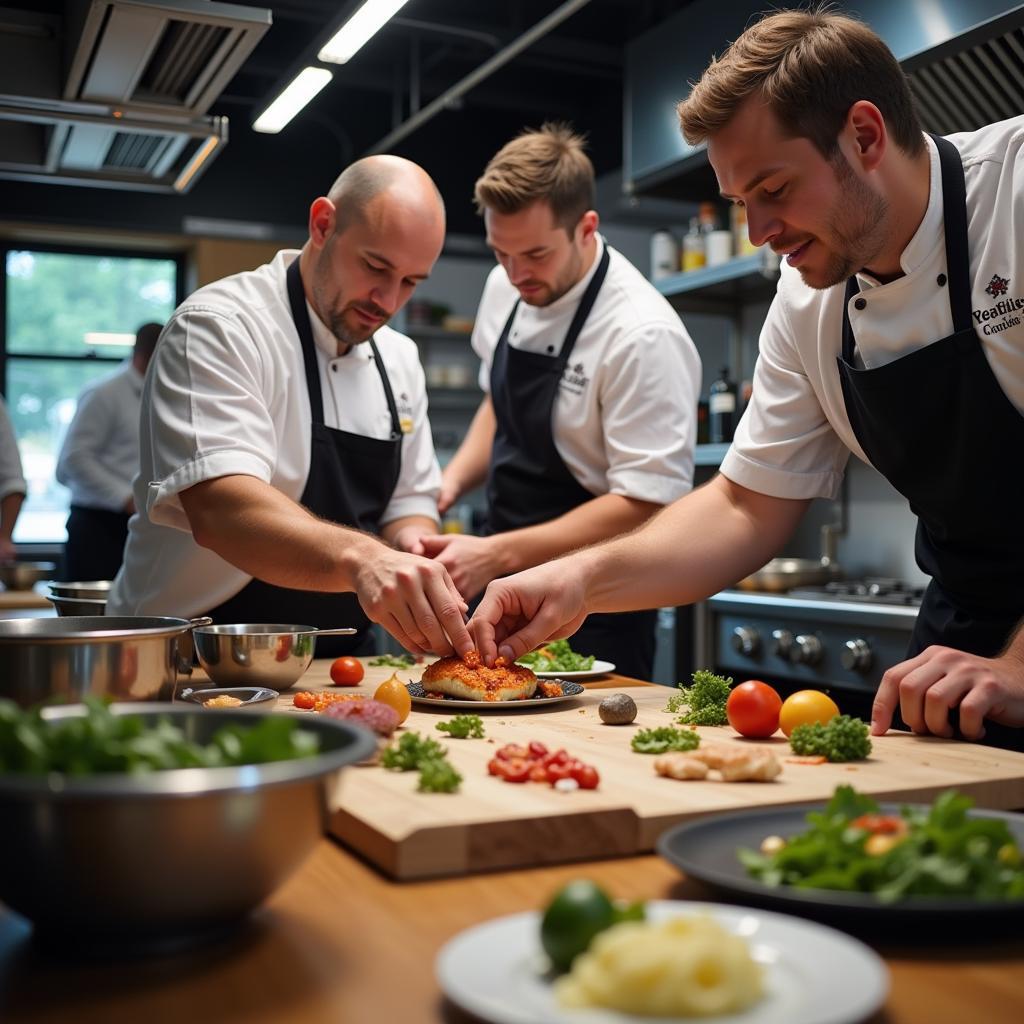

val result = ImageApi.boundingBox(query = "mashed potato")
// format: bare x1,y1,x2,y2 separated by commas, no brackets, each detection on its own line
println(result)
554,914,763,1017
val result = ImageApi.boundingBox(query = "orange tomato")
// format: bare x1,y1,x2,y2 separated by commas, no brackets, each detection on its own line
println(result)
373,673,412,723
778,690,840,737
329,656,364,686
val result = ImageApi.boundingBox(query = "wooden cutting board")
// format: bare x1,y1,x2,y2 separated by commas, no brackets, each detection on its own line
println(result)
276,660,1024,880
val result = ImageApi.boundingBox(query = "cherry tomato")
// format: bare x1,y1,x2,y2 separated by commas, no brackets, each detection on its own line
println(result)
528,740,549,759
487,758,504,776
543,749,570,767
529,764,549,783
329,656,364,686
546,761,574,783
292,691,316,710
778,689,840,737
571,763,600,789
496,743,529,761
497,758,531,783
726,680,783,738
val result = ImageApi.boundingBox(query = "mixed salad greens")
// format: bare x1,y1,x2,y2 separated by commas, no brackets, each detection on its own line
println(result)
379,730,461,792
518,639,595,673
631,726,701,755
740,785,1024,901
665,669,732,726
0,698,319,774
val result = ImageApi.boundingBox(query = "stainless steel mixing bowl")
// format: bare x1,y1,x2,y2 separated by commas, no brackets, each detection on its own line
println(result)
192,623,357,691
0,561,56,590
0,616,211,707
47,580,111,616
0,704,377,946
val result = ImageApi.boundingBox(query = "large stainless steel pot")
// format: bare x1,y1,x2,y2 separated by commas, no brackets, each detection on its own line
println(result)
0,704,377,947
737,523,843,593
0,616,211,707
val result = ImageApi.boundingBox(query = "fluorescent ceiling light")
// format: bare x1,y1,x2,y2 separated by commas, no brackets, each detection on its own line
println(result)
173,134,221,193
318,0,410,64
253,67,332,134
84,332,135,347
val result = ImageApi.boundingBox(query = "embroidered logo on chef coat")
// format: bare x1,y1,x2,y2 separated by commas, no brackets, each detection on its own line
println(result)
986,274,1010,299
397,390,414,434
560,361,590,396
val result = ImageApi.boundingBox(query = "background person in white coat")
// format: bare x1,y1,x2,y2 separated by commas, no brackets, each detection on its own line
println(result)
56,321,160,581
0,396,26,563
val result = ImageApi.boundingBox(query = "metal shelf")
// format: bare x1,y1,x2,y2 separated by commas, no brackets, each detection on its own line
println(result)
654,252,779,314
407,325,474,343
427,386,483,412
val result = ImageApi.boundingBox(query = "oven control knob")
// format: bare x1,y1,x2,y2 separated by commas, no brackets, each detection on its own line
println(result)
841,638,873,672
771,629,793,658
788,634,823,666
730,626,760,657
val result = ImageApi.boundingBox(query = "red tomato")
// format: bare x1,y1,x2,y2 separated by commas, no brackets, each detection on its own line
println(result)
571,763,600,789
329,656,364,686
292,691,316,710
528,741,549,759
496,743,530,761
487,758,504,776
726,680,783,738
546,761,574,783
497,758,531,783
529,764,549,783
543,749,570,767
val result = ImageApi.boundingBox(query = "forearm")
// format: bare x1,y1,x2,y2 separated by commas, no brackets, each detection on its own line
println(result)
575,475,810,613
381,514,439,547
0,491,24,541
1001,617,1024,666
181,475,380,592
443,397,496,497
490,493,660,575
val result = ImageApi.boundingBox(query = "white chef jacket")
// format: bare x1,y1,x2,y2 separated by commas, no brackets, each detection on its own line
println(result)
473,235,701,504
56,362,143,511
723,115,1024,500
0,396,25,502
109,249,441,617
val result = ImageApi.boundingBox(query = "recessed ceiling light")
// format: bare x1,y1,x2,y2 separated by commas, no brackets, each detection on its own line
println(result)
253,67,333,134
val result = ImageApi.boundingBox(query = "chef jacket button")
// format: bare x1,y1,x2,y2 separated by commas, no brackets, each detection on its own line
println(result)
546,345,555,353
331,363,337,372
854,297,867,311
937,273,947,287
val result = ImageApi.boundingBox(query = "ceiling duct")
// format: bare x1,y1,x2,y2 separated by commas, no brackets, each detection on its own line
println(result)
0,0,270,193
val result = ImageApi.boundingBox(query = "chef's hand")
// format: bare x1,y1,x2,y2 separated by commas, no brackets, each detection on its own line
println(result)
419,533,503,602
468,562,588,665
871,646,1024,741
389,524,434,556
351,547,472,658
437,469,461,518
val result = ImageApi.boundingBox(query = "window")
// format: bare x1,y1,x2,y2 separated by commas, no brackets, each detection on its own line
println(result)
2,246,181,543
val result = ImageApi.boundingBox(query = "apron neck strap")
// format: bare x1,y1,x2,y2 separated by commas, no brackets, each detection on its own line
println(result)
286,255,402,438
929,133,973,333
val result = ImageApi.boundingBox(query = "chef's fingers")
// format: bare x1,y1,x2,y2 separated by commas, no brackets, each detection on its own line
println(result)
892,658,950,734
957,684,995,741
381,612,432,656
921,673,975,737
871,648,932,734
467,616,497,664
419,534,453,556
496,609,588,664
419,571,474,656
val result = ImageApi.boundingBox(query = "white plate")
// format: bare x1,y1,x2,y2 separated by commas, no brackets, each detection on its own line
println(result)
406,680,585,710
527,660,616,679
436,900,888,1024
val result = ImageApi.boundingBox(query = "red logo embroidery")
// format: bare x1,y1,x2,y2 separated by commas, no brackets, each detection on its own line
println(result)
986,274,1009,298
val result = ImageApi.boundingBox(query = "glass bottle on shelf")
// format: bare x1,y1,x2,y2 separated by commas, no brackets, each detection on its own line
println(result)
730,204,761,257
697,201,720,235
708,366,738,444
650,228,679,281
681,217,705,272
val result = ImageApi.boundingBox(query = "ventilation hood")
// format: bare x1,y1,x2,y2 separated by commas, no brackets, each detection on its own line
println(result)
0,0,270,193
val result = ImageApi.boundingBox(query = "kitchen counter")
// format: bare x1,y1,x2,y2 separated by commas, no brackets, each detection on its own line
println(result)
1,662,1022,1023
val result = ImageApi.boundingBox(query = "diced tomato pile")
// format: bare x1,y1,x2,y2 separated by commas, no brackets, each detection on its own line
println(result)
487,741,599,789
293,691,366,712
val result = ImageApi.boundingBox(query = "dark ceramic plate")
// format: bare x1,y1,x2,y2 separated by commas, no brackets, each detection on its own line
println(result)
406,679,585,709
657,801,1024,927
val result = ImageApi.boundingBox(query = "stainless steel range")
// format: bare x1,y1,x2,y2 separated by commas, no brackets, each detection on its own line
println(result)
695,578,924,706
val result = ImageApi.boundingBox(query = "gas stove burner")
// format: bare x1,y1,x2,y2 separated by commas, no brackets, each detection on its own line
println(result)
788,577,926,606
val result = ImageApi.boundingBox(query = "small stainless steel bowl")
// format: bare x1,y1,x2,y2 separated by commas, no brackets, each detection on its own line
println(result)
178,686,278,709
0,704,376,947
193,623,356,692
0,561,57,591
47,581,111,616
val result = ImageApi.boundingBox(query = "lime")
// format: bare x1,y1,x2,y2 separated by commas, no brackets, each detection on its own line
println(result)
539,880,616,973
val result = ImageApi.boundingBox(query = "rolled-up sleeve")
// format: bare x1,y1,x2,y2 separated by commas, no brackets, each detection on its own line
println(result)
0,397,25,500
721,296,849,500
144,309,276,531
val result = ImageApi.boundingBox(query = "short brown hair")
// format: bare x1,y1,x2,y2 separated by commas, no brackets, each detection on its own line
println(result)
473,122,595,233
677,9,924,159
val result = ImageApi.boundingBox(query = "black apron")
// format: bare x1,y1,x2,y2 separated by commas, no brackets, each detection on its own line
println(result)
837,134,1024,748
485,246,657,680
63,505,130,582
205,258,404,659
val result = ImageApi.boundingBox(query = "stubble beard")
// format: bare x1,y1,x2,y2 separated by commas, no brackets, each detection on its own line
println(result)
521,244,585,308
805,155,890,290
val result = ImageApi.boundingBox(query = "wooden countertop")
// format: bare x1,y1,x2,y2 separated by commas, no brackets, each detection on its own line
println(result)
1,660,1022,1023
0,584,53,611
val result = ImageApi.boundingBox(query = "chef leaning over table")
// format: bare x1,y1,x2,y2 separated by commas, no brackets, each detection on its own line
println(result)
108,156,473,659
468,9,1024,749
416,124,701,680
